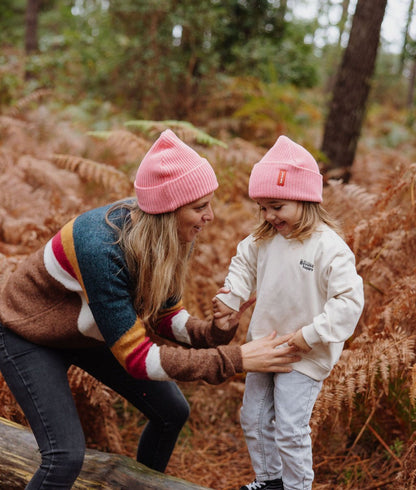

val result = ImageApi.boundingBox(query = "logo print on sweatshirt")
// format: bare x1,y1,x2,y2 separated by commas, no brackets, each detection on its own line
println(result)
277,169,287,186
300,259,314,272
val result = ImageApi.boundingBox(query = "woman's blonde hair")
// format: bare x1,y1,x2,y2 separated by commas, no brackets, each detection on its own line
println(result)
253,201,342,242
106,200,191,324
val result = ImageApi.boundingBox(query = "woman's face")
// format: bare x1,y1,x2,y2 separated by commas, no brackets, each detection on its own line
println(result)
176,192,215,243
257,198,302,237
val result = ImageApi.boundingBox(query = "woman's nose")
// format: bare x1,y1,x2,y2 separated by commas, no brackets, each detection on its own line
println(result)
203,204,214,222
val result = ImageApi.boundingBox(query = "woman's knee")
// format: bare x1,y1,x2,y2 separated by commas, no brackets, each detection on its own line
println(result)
66,441,86,470
169,395,190,429
36,443,86,487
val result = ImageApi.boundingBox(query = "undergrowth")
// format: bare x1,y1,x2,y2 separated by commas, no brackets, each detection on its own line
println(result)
0,90,415,489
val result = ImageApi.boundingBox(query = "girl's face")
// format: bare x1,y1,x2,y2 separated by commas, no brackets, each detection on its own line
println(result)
176,192,214,243
257,198,303,237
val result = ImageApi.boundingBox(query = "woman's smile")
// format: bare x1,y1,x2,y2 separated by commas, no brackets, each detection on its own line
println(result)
176,193,215,242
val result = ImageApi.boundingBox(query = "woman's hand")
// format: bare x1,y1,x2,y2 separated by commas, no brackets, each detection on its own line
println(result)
241,332,301,372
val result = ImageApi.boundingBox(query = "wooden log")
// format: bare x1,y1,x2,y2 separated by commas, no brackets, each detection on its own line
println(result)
0,417,211,489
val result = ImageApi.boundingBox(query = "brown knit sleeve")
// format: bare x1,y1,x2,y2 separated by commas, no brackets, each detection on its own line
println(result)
159,343,243,384
185,316,238,348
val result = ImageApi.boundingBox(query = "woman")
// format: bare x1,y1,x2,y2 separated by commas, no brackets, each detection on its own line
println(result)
0,129,298,489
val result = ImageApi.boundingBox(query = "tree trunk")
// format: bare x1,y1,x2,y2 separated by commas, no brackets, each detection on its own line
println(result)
0,417,210,490
320,0,387,182
25,0,40,54
407,55,416,109
398,0,415,75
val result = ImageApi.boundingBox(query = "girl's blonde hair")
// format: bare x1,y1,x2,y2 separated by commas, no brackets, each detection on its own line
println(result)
106,200,191,324
253,201,342,242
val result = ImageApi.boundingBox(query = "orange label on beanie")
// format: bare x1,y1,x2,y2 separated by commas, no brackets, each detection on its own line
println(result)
277,169,287,186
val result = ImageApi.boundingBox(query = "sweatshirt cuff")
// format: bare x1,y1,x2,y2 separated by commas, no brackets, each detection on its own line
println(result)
302,324,321,347
215,292,241,311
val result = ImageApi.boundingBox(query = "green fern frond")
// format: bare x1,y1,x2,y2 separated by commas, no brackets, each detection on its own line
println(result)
86,131,112,140
124,119,228,148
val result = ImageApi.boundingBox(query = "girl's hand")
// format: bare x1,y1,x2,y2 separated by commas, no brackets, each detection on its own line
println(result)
241,332,301,372
213,288,256,320
212,296,234,318
287,329,311,353
212,290,256,330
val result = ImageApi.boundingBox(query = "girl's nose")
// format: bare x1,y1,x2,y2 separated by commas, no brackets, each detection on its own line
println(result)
265,210,275,221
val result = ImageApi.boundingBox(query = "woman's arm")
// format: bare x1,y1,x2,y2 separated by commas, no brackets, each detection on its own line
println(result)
157,332,300,384
240,332,300,372
153,294,255,348
75,215,298,384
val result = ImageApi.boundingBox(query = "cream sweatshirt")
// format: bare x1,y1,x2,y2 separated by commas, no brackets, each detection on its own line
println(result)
216,224,364,381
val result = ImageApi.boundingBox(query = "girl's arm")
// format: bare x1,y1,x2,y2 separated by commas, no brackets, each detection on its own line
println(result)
300,250,364,348
216,235,259,311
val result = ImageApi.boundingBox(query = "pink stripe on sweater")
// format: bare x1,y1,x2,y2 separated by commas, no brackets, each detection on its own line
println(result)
51,231,77,279
156,311,177,339
125,337,153,379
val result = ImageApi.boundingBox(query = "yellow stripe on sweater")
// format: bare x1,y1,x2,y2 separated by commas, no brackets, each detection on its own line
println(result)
157,300,184,320
60,219,89,302
110,318,148,369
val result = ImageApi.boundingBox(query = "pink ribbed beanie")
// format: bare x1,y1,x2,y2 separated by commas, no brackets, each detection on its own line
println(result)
249,135,323,203
134,129,218,214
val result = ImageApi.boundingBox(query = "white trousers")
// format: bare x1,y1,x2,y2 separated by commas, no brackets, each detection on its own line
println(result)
240,371,322,490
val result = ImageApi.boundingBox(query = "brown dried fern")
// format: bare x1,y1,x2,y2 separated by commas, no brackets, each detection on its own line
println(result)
7,89,54,118
88,129,151,156
68,366,124,453
313,329,416,429
311,163,416,461
0,115,28,130
323,179,378,234
50,154,132,198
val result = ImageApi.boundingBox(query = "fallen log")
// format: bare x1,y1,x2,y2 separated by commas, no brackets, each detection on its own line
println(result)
0,417,211,489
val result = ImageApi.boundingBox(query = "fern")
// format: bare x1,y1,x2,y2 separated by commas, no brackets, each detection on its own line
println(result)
67,366,124,453
87,129,149,152
124,119,228,148
50,154,132,197
0,115,27,129
86,129,151,168
7,89,53,118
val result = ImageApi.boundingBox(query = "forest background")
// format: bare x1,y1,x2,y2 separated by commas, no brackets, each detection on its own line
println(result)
0,0,416,489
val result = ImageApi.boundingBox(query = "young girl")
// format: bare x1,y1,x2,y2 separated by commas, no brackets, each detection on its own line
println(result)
214,135,365,490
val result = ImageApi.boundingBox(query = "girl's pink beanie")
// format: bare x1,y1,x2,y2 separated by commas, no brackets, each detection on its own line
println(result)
249,135,323,203
134,129,218,214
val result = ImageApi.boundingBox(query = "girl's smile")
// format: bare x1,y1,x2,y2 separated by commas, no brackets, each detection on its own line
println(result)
257,198,302,237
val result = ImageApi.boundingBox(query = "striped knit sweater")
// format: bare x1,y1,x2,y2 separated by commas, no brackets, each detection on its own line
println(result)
0,201,242,384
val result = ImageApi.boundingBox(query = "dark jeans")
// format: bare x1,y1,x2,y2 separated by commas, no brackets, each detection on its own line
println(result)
0,322,190,489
